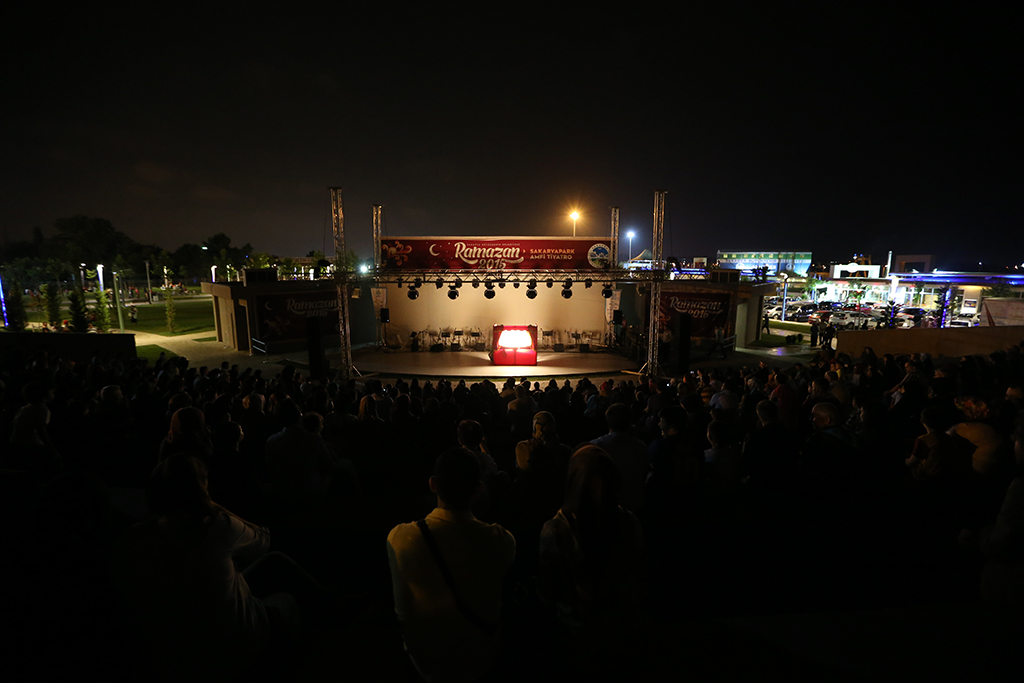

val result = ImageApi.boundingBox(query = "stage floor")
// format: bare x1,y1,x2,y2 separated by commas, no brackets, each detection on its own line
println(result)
340,348,639,380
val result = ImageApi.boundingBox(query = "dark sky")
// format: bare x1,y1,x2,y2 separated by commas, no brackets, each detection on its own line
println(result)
2,4,1019,268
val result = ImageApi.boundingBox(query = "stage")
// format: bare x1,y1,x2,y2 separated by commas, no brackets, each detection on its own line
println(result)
337,347,639,380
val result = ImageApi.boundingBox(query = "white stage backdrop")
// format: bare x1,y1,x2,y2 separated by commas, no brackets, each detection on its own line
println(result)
384,283,610,342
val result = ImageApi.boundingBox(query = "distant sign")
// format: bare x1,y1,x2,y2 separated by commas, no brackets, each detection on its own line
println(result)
659,291,730,337
254,291,340,343
379,236,612,271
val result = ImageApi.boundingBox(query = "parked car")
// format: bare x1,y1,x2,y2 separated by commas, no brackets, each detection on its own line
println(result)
766,305,786,319
807,310,832,324
947,318,973,328
830,311,878,329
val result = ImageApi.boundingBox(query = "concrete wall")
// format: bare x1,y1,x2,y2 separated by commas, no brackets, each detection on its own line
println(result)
383,282,609,343
836,326,1024,359
0,333,136,373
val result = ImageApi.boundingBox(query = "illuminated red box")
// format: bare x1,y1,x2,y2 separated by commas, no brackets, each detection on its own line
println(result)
491,324,538,366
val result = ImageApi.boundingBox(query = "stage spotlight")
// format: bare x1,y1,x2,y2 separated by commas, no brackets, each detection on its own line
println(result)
448,288,459,300
407,288,419,300
455,277,463,288
584,279,593,288
602,286,613,298
397,277,404,288
413,277,423,288
526,289,538,300
513,281,520,289
485,280,494,290
528,279,537,289
561,289,573,299
435,278,444,289
563,279,573,289
472,278,481,289
498,280,506,289
484,289,496,299
546,278,554,288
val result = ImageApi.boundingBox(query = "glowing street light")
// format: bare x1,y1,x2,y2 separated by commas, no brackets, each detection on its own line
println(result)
211,265,218,283
97,264,105,292
627,230,636,262
570,211,580,237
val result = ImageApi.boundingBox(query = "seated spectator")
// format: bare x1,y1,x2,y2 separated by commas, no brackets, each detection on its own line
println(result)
387,449,516,682
7,380,62,476
115,454,323,678
590,403,648,512
159,407,214,463
981,416,1024,603
538,445,645,671
265,399,334,505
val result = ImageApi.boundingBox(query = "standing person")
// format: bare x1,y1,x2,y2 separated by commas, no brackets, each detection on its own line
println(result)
809,321,820,348
388,449,516,682
129,303,138,325
762,313,771,334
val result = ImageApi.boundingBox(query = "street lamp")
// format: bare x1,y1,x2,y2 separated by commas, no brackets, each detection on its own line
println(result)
97,264,105,292
627,230,636,262
570,211,579,237
211,265,217,283
80,263,86,286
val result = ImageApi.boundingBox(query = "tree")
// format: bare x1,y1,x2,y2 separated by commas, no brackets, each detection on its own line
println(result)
982,282,1014,298
93,287,112,331
41,283,62,327
3,277,28,331
68,287,89,333
166,294,176,333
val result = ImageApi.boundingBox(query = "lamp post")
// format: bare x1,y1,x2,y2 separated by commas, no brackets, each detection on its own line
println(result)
97,264,105,292
570,211,579,237
627,230,635,262
144,260,152,303
80,263,86,286
112,271,125,333
211,265,217,283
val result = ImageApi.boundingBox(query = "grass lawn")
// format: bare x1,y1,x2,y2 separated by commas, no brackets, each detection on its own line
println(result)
136,344,179,363
768,320,810,334
748,334,789,348
24,296,215,336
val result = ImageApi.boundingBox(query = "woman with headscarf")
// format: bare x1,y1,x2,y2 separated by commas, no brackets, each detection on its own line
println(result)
538,445,645,654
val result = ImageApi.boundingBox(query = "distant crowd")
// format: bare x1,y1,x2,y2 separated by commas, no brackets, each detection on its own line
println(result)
2,337,1023,680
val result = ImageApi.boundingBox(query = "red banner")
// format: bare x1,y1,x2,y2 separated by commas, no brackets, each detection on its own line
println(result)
659,292,730,337
380,237,612,271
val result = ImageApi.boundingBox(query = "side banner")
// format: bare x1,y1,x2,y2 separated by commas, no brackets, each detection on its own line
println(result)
659,292,730,337
380,236,612,271
255,291,340,343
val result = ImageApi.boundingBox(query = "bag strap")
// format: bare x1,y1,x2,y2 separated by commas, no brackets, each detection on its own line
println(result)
416,518,497,636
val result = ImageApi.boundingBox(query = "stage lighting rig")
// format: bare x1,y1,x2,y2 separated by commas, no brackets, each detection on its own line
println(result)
407,288,419,300
448,288,459,300
526,289,538,300
484,289,496,299
561,288,573,299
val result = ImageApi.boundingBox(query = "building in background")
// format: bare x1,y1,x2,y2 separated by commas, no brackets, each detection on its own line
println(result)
716,250,812,276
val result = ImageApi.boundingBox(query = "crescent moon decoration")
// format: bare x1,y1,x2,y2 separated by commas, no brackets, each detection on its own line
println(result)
429,244,440,256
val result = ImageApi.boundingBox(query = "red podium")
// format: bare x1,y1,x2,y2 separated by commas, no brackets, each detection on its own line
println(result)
491,325,538,366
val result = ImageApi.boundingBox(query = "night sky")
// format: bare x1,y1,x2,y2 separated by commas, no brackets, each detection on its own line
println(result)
2,4,1019,269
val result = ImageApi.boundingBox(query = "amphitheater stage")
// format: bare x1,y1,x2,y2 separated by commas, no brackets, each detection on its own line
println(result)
334,347,639,380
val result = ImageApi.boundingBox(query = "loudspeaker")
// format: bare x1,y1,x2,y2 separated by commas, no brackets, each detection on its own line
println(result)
613,309,624,325
451,342,461,351
553,343,565,352
306,316,327,378
579,343,590,353
380,308,390,323
431,344,444,352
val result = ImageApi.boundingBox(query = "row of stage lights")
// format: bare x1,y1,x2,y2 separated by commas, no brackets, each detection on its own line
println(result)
397,277,615,300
